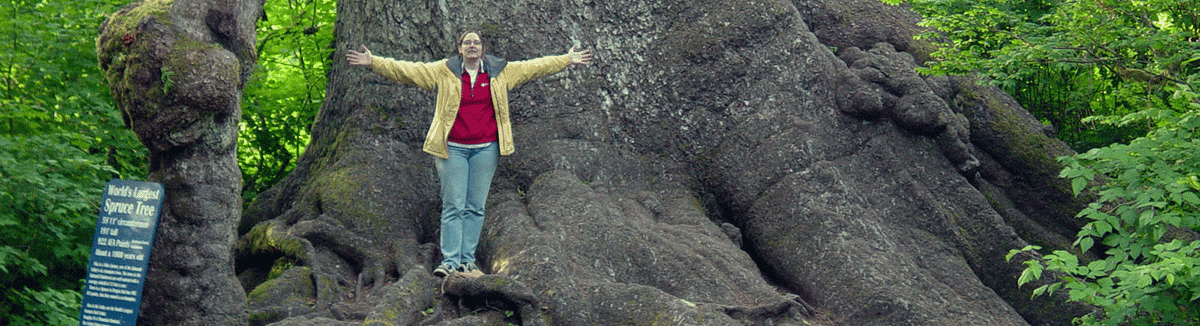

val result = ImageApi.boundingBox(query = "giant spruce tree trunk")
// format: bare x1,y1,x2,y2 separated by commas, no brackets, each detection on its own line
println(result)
233,0,1093,325
96,0,261,323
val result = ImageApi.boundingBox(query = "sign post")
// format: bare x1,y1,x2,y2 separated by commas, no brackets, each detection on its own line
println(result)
77,180,164,326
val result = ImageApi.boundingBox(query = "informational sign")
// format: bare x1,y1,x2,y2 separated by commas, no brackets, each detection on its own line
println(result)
78,180,164,326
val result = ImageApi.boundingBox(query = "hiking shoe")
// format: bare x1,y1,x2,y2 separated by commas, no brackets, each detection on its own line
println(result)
458,262,484,278
433,263,455,277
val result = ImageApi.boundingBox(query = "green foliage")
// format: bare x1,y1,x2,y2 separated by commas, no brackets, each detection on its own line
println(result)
1008,14,1196,326
0,135,114,326
1010,96,1200,325
239,0,335,203
889,0,1200,324
887,0,1198,151
1,0,144,324
160,67,175,94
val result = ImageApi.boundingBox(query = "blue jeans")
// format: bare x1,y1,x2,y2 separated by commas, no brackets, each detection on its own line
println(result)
434,142,498,268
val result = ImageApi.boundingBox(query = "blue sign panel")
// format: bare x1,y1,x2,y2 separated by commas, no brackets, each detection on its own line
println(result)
78,180,163,326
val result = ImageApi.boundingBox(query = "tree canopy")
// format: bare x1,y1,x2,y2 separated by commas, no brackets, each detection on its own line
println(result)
239,0,335,202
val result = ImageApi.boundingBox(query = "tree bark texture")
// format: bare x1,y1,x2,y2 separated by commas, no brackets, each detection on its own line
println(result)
96,0,262,323
234,0,1096,325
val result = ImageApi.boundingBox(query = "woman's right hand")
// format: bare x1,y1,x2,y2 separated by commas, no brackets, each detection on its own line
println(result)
346,45,373,66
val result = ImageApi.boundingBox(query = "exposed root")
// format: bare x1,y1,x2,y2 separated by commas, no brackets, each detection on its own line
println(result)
438,274,545,326
702,294,814,323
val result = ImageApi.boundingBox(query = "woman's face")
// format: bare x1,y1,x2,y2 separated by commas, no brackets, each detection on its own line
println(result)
459,33,483,60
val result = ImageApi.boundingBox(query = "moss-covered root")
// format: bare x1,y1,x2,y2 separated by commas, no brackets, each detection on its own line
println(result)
362,266,438,326
237,218,387,309
441,274,545,326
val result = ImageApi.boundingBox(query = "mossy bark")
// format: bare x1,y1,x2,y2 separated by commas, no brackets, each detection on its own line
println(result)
95,0,261,323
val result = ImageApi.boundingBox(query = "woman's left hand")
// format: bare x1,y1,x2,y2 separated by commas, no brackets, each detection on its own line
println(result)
569,46,593,65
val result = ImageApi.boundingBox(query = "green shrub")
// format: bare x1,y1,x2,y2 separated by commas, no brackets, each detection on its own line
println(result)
1010,89,1200,325
0,134,118,325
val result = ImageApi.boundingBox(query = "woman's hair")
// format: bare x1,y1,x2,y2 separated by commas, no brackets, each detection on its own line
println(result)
457,31,486,53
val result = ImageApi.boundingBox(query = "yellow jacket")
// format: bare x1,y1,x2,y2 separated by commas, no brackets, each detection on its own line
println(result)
369,53,573,158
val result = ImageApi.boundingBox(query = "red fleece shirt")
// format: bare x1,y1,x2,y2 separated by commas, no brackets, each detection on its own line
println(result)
447,71,498,145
